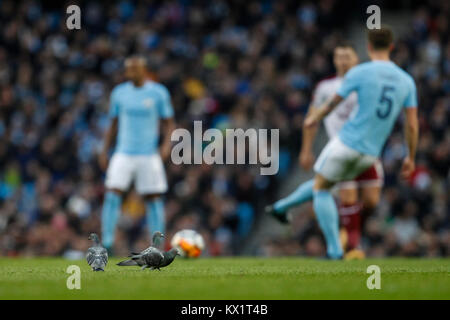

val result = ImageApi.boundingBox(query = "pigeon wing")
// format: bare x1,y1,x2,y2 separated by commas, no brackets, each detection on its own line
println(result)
140,246,160,255
130,255,146,266
125,246,164,267
143,250,164,267
99,247,108,266
86,247,96,266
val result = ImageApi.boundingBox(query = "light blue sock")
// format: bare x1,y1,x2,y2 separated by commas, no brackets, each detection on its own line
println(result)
146,198,165,243
273,179,314,213
313,190,343,259
101,191,122,249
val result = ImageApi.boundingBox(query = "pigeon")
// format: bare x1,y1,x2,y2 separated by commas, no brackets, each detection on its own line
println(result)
86,233,108,271
117,231,165,270
154,248,180,270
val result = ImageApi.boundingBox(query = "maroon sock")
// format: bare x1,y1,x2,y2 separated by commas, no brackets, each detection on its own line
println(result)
339,203,362,250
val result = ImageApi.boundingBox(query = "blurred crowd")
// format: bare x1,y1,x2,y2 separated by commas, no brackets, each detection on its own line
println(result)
262,0,450,258
0,0,448,258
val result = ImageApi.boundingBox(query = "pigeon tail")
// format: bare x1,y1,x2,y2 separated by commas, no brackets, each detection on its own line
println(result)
91,258,106,271
117,259,138,266
130,254,145,260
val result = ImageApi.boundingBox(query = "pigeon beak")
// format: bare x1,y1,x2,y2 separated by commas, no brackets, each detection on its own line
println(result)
160,234,165,238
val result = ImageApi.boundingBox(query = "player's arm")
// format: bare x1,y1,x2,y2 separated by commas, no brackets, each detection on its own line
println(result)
159,117,175,161
304,94,343,128
99,117,118,171
158,86,176,161
300,82,329,169
299,104,320,170
305,66,359,128
401,79,419,180
99,88,120,171
401,107,418,179
401,108,419,179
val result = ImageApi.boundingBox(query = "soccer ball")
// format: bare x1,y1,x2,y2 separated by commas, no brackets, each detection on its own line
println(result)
171,229,205,258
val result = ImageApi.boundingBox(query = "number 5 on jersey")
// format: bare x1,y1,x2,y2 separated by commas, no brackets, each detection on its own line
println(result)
377,85,395,119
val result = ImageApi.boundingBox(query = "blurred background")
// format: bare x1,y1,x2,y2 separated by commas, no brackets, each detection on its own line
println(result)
0,0,448,259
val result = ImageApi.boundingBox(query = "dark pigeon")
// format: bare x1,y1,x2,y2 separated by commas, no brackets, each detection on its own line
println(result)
117,231,165,270
132,247,165,270
152,248,180,270
86,233,108,271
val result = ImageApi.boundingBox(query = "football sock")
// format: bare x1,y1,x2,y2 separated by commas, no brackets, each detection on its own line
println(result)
101,191,122,249
273,179,314,214
146,198,165,245
339,203,362,250
313,190,343,259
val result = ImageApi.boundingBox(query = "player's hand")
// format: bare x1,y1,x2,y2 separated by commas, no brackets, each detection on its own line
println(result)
299,150,314,170
98,151,109,171
160,143,172,161
400,157,415,180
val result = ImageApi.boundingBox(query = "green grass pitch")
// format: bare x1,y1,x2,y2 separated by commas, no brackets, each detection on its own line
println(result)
0,257,449,299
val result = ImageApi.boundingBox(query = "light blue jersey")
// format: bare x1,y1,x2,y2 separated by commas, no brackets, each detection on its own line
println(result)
109,81,174,155
337,61,417,157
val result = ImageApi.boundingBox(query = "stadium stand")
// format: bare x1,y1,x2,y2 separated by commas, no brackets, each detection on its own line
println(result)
0,0,448,257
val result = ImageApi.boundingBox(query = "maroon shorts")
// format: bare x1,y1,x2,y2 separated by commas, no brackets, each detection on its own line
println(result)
338,160,384,189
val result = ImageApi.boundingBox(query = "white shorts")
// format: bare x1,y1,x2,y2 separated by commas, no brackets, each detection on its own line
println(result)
105,153,168,195
314,137,377,183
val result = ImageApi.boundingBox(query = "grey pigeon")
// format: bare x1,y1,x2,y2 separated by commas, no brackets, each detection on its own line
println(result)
153,248,180,270
117,231,165,270
86,233,108,271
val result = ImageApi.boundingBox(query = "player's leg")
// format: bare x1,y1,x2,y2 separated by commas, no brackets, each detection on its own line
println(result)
337,184,362,251
136,154,168,246
266,135,343,223
266,179,314,223
101,189,123,250
144,193,165,243
354,160,383,233
102,153,133,251
312,174,343,259
360,185,381,211
311,137,375,259
360,184,381,231
310,138,352,259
